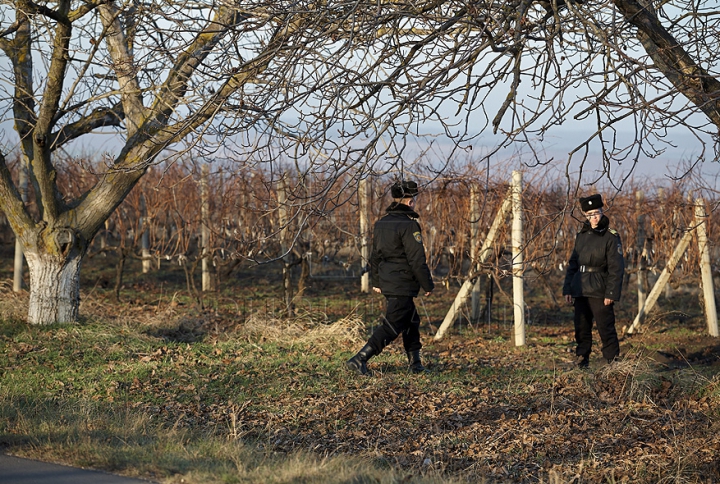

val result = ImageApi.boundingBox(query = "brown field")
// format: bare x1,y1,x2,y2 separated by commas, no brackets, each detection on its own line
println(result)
1,242,719,483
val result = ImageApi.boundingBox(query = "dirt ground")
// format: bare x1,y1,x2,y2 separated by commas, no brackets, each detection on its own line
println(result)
130,289,720,483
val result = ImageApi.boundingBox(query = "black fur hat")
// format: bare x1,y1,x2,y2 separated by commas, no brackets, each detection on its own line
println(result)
390,180,419,198
579,194,604,212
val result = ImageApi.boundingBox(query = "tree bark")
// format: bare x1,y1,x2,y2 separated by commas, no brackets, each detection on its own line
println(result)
25,251,82,325
614,0,720,129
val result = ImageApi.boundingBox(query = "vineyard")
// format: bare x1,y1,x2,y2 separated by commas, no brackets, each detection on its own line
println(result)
2,156,718,322
2,158,720,483
3,0,720,480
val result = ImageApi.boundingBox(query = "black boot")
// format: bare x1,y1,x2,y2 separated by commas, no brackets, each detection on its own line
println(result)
346,343,377,376
407,350,427,374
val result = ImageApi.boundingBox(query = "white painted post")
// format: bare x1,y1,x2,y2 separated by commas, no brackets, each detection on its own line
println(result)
695,198,719,337
511,171,525,347
201,164,213,291
140,194,152,274
359,178,370,293
434,187,513,340
626,228,694,334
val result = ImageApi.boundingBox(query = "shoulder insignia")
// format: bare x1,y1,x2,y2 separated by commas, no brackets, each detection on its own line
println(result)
413,231,423,243
608,228,618,236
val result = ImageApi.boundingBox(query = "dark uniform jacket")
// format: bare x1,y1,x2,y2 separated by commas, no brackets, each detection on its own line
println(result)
563,215,624,300
370,203,434,297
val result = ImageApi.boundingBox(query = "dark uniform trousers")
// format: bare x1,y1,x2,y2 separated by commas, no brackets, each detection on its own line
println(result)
573,296,620,362
368,296,422,354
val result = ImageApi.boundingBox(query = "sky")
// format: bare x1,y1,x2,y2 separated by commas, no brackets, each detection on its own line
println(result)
530,128,720,183
3,116,718,198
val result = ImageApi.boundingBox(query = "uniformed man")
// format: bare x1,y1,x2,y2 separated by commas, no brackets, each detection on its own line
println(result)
563,194,624,368
346,180,434,376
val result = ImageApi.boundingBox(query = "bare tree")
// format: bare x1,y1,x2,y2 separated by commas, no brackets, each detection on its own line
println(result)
0,0,718,323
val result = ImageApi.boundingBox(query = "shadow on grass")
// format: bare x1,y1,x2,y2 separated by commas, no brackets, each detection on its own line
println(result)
0,395,464,484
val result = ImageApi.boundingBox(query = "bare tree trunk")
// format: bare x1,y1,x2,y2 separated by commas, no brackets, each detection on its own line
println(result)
481,273,494,324
297,255,310,297
182,257,203,308
278,173,294,316
470,183,482,323
114,247,127,302
26,251,82,325
13,157,28,292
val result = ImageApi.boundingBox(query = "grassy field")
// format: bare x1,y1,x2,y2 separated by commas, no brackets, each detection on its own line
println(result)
1,255,719,483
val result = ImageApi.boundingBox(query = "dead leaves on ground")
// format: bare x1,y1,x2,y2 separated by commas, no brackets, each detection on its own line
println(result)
122,324,720,483
4,296,720,483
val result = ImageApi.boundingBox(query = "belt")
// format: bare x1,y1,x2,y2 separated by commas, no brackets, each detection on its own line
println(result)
579,265,605,273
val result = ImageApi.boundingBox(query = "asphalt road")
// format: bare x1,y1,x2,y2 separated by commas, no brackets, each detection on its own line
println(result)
0,454,156,484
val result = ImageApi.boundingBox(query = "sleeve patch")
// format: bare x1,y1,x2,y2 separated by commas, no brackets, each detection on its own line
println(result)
413,231,423,243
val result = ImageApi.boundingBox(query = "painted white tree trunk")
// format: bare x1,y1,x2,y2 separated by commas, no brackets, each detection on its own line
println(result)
25,251,82,325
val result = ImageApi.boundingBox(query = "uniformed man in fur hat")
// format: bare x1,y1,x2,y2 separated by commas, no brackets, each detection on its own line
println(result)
346,180,434,375
563,194,625,368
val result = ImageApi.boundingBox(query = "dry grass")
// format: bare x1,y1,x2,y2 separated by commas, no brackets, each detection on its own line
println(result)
2,282,720,483
3,396,462,484
294,315,367,346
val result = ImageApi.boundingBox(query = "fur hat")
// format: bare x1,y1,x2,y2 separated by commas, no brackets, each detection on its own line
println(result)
579,194,604,212
390,180,419,198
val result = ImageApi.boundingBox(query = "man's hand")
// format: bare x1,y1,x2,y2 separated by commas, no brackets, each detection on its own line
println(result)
604,298,614,306
564,295,573,305
424,291,432,297
373,287,382,294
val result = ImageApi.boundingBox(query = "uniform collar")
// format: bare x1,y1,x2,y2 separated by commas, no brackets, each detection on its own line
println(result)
386,202,419,218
